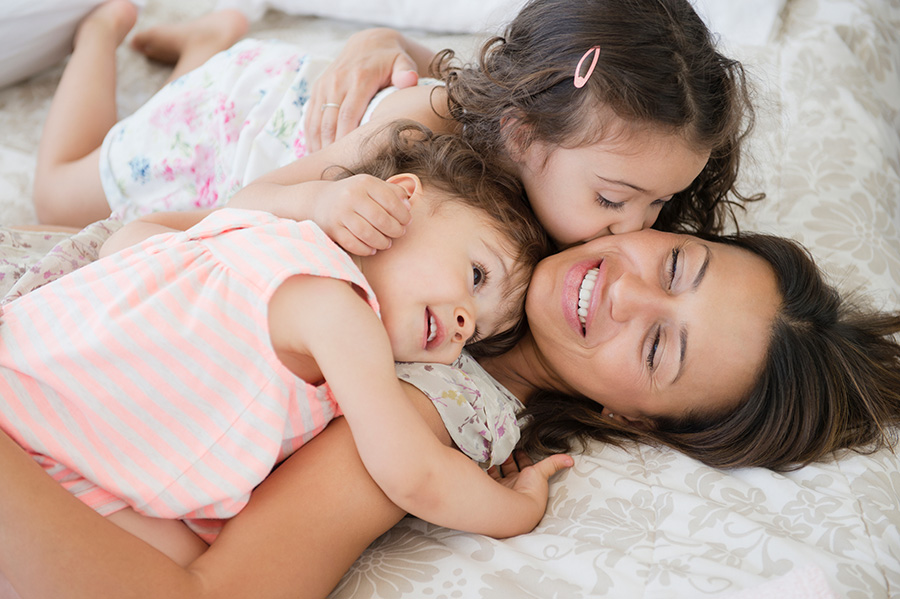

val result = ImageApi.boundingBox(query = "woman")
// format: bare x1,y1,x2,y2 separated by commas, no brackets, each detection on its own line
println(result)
1,225,899,599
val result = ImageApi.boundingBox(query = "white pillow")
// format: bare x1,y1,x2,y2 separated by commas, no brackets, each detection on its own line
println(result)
215,0,526,34
0,0,146,89
217,0,786,45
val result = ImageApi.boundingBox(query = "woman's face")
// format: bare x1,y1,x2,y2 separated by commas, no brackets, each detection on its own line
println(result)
525,229,780,424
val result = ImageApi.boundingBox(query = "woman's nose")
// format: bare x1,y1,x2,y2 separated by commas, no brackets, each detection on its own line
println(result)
452,306,476,343
609,272,664,323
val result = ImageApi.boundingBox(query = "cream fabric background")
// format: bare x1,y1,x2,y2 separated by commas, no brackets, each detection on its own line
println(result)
0,0,897,597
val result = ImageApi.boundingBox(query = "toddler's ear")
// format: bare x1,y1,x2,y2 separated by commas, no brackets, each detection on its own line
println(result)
385,173,421,206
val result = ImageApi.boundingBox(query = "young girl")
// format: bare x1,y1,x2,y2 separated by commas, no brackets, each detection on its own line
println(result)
1,121,564,561
33,0,759,251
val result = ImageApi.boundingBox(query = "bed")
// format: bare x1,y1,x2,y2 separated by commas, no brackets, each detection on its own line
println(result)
1,0,898,597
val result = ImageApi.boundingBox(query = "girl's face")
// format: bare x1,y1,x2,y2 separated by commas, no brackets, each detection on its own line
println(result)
515,127,710,246
524,229,780,424
359,180,524,365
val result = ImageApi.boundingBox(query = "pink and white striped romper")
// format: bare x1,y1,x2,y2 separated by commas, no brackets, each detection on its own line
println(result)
0,208,378,539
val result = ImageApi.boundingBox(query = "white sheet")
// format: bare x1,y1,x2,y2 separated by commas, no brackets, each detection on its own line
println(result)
0,0,897,597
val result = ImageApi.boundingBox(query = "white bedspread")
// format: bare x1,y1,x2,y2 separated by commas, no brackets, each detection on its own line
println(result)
0,0,898,597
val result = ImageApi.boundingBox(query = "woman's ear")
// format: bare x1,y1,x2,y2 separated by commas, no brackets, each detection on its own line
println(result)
603,409,653,431
385,173,421,207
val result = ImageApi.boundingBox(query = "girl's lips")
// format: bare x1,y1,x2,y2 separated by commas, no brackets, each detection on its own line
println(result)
424,307,444,350
562,259,605,336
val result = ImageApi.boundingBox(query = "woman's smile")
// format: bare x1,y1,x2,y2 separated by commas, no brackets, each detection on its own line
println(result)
562,258,607,337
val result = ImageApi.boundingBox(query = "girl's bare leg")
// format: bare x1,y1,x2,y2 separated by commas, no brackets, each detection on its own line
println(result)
33,6,248,227
33,0,138,227
131,9,248,84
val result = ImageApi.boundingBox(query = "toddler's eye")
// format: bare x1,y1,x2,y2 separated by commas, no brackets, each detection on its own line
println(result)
596,195,625,211
472,264,487,288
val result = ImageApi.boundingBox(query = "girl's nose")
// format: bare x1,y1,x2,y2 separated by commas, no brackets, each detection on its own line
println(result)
452,306,476,343
609,272,664,323
608,207,653,236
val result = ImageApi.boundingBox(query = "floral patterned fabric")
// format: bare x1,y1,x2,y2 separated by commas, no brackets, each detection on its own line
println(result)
396,353,524,468
0,0,898,597
98,39,328,221
0,219,121,303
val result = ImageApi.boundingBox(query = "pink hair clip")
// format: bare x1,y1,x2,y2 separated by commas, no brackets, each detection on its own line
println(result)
574,46,601,89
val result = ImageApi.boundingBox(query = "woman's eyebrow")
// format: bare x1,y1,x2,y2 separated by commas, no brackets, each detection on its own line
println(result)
672,245,712,384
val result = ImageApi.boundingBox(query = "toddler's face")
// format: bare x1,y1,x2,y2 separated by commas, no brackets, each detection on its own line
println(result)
359,188,524,365
516,126,709,246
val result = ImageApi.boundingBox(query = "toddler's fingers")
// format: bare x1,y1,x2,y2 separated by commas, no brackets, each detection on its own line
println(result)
497,455,520,477
331,225,384,257
513,450,534,469
376,182,412,225
531,454,574,480
345,214,394,253
353,203,407,242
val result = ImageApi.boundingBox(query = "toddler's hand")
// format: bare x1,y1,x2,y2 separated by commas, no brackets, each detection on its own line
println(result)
311,174,412,256
489,451,574,535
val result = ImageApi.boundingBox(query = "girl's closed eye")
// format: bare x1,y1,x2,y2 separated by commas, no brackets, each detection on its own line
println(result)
596,194,625,211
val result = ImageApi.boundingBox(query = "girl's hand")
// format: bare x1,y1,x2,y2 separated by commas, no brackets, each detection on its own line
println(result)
306,28,420,152
311,174,412,255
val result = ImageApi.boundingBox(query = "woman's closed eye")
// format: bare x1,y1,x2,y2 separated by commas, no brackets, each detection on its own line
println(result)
648,245,685,371
647,325,662,371
668,248,680,288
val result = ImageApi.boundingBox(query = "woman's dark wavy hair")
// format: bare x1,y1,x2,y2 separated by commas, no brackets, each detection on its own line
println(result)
517,233,900,471
434,0,762,236
330,120,551,357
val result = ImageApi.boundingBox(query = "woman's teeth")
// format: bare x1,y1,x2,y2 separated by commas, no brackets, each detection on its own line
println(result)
577,268,599,328
427,314,437,343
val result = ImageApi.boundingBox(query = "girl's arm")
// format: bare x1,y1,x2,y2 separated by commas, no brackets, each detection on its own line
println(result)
270,275,573,539
305,27,438,151
0,391,447,599
228,74,448,255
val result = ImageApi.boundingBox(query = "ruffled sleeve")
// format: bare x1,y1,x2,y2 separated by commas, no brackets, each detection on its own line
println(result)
395,352,524,468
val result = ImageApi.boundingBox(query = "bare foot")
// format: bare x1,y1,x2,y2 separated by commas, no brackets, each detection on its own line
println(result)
131,9,249,65
74,0,139,48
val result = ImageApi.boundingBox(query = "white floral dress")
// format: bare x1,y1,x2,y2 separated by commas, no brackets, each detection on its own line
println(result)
98,38,443,222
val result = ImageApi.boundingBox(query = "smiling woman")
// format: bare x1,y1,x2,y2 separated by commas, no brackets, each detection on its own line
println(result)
482,229,900,472
523,230,779,421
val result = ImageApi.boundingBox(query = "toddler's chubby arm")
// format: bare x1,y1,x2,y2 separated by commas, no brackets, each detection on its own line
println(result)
269,274,574,539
